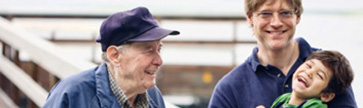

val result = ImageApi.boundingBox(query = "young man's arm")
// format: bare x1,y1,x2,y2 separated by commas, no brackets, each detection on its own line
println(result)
208,81,236,108
327,86,357,107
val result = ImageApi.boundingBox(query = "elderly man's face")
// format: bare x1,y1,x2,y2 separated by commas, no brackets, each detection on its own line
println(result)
118,41,163,92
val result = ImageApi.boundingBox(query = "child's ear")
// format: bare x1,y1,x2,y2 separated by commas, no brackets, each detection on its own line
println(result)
320,92,335,102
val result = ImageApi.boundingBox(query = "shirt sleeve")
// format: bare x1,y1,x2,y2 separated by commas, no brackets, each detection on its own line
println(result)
208,81,236,108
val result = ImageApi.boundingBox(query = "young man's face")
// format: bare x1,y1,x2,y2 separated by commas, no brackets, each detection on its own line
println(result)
292,59,333,99
117,41,163,92
247,0,300,51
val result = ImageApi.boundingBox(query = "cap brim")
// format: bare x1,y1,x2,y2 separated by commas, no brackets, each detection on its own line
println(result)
127,27,179,42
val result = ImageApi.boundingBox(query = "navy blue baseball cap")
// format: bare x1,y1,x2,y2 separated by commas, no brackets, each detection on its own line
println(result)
96,7,180,51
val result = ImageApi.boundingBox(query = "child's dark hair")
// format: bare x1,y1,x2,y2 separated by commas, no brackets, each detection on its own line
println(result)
306,50,354,94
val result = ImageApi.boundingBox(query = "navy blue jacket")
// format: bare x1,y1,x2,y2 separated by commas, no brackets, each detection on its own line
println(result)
208,38,357,108
43,63,165,108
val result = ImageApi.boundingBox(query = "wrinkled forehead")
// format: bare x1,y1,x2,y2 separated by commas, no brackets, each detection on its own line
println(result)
130,41,163,48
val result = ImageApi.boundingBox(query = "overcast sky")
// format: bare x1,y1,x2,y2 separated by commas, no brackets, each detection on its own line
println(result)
0,0,362,17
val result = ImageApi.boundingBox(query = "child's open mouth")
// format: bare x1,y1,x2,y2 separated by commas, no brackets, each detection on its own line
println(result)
297,76,309,88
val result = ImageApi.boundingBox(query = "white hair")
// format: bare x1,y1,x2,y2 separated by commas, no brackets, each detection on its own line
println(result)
101,43,131,63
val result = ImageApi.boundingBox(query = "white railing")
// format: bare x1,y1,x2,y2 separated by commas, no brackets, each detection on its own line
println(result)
0,17,96,79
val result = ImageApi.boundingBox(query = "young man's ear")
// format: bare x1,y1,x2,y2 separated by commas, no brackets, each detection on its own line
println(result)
106,46,122,66
296,14,301,25
320,92,335,102
247,12,254,27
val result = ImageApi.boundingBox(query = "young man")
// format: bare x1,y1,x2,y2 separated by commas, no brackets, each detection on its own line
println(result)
208,0,357,107
43,7,179,108
270,51,354,108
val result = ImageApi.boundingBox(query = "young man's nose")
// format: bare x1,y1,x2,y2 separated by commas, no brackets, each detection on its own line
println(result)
270,14,283,29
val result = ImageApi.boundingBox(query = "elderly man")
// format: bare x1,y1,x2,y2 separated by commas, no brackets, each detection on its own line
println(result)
44,7,179,108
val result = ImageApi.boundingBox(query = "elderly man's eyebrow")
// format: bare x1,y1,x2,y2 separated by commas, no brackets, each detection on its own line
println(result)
130,43,148,50
142,44,153,50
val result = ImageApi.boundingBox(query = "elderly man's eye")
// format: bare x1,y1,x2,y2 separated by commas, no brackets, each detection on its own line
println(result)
146,48,153,53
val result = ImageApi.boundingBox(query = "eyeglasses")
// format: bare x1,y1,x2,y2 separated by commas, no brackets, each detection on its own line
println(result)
254,10,296,21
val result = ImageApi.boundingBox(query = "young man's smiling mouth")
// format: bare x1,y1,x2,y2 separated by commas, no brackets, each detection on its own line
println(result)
265,30,288,35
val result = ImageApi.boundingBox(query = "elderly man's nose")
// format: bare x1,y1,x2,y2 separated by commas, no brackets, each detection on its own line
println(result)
153,54,163,66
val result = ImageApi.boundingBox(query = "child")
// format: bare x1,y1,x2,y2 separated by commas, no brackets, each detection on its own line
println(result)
271,50,354,108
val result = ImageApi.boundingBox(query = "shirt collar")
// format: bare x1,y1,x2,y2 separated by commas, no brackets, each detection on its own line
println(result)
249,37,318,72
250,47,261,72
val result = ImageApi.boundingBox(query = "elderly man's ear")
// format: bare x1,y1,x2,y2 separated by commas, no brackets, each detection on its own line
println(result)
107,46,122,66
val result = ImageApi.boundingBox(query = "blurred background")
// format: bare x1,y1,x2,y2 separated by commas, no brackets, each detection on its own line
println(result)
0,0,362,108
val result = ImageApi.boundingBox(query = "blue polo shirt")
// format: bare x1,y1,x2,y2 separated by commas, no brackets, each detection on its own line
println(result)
208,37,357,108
